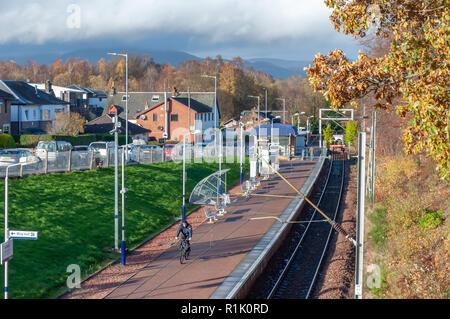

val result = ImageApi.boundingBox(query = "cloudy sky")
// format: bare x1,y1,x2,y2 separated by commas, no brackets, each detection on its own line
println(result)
0,0,361,61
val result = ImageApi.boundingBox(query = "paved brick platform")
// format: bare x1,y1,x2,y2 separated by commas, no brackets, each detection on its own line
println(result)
104,159,316,299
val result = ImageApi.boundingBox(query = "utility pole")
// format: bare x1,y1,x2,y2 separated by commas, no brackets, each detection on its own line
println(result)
114,114,119,251
239,122,244,184
107,52,128,158
264,88,268,118
355,132,366,299
370,111,376,203
120,146,128,265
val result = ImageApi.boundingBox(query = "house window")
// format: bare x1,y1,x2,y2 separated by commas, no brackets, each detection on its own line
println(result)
24,110,29,120
152,95,159,102
122,95,129,101
0,101,6,114
43,110,50,120
153,113,158,122
170,114,178,122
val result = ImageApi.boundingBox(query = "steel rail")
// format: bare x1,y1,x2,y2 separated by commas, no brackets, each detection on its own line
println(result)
305,158,345,299
266,159,335,299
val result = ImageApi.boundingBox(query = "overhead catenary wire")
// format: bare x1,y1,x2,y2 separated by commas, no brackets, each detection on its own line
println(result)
256,154,357,246
231,193,297,199
248,216,329,224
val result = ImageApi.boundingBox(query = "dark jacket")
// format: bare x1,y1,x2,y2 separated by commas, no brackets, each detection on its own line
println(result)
176,223,192,240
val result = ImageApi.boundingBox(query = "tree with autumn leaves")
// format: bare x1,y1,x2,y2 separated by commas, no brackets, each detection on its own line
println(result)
306,0,449,181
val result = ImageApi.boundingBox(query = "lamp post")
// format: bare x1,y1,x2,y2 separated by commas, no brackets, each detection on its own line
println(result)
202,74,220,197
108,52,128,159
248,95,261,174
120,146,128,265
263,88,268,118
4,162,33,299
107,109,120,252
181,130,199,221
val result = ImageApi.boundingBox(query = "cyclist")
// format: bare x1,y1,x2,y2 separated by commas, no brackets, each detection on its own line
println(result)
175,219,192,259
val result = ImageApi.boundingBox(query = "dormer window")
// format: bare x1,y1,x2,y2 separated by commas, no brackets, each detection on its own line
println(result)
122,95,129,101
151,95,159,102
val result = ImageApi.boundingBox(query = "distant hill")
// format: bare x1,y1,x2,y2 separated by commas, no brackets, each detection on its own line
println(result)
0,46,309,79
246,58,310,78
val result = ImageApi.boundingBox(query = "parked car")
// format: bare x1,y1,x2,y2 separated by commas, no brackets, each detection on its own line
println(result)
35,141,72,167
137,144,161,153
72,145,90,162
163,144,176,160
88,141,115,158
0,149,41,167
128,144,161,161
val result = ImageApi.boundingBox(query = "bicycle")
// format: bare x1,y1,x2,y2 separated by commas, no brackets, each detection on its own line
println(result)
178,237,190,264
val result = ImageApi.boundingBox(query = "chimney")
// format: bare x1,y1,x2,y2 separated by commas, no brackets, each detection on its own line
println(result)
171,86,179,97
109,81,116,96
45,80,54,95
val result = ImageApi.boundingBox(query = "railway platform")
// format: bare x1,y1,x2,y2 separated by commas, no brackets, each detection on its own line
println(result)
65,157,324,299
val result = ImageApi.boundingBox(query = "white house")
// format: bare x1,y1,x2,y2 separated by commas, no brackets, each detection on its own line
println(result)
0,80,69,134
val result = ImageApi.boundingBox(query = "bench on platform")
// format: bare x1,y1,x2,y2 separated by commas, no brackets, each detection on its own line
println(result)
241,180,252,197
215,193,230,216
205,208,219,223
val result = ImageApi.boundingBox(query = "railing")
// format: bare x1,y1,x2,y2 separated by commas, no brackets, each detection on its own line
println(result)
0,147,171,178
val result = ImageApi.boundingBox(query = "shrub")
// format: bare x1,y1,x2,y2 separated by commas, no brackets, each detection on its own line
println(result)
323,125,333,148
0,133,16,148
344,120,358,146
418,209,444,231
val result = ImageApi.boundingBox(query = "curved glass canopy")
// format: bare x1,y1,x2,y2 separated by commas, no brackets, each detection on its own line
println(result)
189,168,230,206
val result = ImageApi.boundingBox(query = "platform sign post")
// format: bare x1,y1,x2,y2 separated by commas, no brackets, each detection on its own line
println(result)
120,146,128,265
240,124,244,185
1,240,13,264
355,132,366,299
8,230,38,240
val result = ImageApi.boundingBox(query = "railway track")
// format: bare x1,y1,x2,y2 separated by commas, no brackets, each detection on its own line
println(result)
246,156,345,299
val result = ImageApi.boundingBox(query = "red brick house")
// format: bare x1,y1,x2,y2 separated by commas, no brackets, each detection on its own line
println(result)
135,96,215,143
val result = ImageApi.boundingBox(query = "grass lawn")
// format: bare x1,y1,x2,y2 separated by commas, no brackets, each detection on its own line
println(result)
0,159,246,298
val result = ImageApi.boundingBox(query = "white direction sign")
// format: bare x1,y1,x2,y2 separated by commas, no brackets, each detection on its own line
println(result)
1,240,13,264
9,230,38,240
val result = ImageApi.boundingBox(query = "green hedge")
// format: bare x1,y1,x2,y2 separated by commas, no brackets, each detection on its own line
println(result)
13,134,132,148
0,134,16,148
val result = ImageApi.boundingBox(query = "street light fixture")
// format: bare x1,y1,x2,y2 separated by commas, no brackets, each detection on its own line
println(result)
108,52,128,160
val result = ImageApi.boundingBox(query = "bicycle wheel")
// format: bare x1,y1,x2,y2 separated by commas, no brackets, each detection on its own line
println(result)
179,242,185,264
